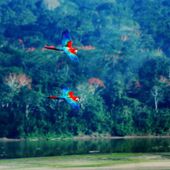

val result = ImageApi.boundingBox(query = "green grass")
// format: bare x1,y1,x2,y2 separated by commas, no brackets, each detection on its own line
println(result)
0,153,169,170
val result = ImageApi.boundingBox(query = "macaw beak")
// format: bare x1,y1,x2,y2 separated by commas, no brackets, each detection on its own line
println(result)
76,97,80,101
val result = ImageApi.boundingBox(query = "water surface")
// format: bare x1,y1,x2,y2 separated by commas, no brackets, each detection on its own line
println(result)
0,138,170,159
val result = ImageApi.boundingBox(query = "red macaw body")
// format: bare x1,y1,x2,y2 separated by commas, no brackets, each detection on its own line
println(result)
68,91,79,102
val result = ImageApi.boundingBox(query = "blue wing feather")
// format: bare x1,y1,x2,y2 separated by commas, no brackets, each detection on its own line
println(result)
62,30,71,47
61,88,70,98
66,98,80,109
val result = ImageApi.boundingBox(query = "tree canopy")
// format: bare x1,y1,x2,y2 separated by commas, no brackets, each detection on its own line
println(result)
0,0,169,138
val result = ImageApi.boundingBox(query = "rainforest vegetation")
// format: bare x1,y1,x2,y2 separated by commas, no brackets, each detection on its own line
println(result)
0,0,169,138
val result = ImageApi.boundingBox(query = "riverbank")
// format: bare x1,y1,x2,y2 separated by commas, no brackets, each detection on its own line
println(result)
73,135,170,140
0,153,170,170
1,135,170,142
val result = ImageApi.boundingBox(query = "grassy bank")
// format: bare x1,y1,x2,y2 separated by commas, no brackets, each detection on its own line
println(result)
0,153,170,170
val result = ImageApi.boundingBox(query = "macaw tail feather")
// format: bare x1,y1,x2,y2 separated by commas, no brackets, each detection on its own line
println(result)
44,45,63,51
48,96,58,99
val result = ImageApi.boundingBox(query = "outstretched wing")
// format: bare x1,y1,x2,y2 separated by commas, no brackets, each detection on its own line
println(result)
61,88,70,98
62,30,72,47
63,47,79,62
66,97,80,109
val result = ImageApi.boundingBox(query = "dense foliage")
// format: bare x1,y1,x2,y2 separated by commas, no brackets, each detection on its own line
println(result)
0,0,169,138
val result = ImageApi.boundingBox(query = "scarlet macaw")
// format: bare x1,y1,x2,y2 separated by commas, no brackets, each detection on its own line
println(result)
48,88,80,109
44,30,79,62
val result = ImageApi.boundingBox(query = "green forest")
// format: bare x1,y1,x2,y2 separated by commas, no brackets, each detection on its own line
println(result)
0,0,169,138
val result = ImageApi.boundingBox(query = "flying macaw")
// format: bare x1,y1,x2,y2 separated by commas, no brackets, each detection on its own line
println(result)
44,30,79,62
48,88,80,109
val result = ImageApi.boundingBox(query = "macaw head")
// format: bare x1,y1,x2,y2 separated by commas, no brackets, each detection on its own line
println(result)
75,96,80,102
74,48,78,54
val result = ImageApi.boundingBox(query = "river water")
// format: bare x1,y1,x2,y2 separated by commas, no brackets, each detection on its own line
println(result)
0,138,170,159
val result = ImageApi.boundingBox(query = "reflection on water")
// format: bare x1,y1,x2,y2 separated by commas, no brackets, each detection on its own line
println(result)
0,138,170,159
